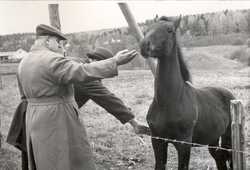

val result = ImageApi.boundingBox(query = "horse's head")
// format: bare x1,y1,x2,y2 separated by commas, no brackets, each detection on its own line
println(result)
140,16,181,59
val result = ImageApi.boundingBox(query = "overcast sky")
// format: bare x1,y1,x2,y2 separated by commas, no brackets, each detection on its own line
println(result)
1,1,250,35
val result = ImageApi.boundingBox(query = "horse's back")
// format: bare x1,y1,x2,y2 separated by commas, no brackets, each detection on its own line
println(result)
196,86,235,111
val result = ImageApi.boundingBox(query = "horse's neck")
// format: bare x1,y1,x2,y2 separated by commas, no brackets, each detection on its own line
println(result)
155,50,185,104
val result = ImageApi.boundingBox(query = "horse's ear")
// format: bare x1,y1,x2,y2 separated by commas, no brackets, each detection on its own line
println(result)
174,15,182,30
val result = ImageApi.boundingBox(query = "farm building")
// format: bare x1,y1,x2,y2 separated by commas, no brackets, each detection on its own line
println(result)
0,51,14,63
0,49,28,63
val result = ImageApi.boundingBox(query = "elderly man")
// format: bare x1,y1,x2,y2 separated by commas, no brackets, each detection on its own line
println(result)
72,47,150,134
7,24,138,170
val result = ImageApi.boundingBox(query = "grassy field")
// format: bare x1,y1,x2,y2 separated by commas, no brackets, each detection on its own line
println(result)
0,45,249,170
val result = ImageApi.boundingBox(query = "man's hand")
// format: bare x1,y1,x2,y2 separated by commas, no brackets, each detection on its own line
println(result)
113,49,138,65
129,119,151,136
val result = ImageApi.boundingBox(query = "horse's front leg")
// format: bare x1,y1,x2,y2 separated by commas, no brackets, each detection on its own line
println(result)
174,143,191,170
152,137,168,170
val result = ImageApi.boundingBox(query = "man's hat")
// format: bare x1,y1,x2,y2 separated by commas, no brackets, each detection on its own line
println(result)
36,24,67,40
86,47,114,61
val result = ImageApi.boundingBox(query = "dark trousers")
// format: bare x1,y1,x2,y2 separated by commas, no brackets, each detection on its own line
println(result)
21,151,28,170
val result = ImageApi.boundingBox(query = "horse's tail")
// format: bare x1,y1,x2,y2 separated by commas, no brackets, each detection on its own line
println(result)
212,87,235,118
219,87,235,168
210,87,235,145
205,87,234,168
220,122,233,168
215,87,235,136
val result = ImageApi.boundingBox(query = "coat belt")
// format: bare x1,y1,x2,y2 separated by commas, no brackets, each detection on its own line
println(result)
27,96,74,105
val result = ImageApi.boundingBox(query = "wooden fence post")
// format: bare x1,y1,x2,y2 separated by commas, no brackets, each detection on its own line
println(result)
231,100,246,170
0,74,2,148
0,109,1,148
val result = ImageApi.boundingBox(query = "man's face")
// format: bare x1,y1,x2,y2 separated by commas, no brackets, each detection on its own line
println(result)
48,38,70,56
47,36,63,53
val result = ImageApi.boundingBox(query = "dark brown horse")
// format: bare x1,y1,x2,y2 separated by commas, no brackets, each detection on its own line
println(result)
140,16,235,170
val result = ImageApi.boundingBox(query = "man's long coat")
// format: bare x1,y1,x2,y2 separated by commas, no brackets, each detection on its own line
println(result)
16,44,118,170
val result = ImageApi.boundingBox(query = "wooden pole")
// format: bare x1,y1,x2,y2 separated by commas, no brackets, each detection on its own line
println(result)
0,117,1,149
48,4,61,30
0,133,1,149
0,103,1,148
118,3,157,76
231,100,246,170
0,75,2,89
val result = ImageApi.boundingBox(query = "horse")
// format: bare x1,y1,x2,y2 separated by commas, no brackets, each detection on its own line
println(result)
140,16,235,170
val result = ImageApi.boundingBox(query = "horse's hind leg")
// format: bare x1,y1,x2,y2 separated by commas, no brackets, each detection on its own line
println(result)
152,138,168,170
208,139,228,170
174,143,191,170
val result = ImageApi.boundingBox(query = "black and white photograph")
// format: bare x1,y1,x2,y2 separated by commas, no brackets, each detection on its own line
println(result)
0,1,249,169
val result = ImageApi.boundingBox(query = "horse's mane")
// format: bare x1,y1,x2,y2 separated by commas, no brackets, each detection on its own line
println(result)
177,45,192,82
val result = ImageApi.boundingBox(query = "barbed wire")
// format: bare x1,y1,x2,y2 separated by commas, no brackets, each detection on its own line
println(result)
137,135,250,156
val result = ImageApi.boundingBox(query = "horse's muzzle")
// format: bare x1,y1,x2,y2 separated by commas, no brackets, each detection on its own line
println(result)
139,39,150,58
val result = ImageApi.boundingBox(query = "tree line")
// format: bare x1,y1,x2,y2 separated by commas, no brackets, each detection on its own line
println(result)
1,9,250,69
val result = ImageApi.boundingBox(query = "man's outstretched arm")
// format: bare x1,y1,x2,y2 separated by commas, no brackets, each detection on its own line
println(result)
74,80,151,135
74,80,134,124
